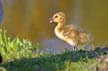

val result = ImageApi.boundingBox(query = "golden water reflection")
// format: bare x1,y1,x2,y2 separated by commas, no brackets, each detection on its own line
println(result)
1,0,108,48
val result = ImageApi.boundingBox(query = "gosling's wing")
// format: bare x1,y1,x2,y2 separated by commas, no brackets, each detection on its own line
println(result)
69,24,84,32
62,26,73,36
63,24,82,36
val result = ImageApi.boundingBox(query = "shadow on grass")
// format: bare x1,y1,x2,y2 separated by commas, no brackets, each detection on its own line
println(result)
0,47,108,71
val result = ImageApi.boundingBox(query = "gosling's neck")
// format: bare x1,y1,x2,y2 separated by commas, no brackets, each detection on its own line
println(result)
55,23,65,32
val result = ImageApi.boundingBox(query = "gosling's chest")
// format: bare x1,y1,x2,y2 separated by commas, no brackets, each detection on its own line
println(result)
54,29,76,46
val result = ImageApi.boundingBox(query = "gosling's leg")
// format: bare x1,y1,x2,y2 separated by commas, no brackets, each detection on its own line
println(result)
72,46,78,51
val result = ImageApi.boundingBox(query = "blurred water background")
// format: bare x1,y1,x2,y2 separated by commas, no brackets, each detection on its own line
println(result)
0,0,108,51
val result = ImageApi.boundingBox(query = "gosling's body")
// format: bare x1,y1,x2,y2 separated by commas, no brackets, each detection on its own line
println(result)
49,12,93,50
54,23,80,46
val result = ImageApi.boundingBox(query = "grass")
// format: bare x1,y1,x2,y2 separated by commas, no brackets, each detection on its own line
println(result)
0,29,108,71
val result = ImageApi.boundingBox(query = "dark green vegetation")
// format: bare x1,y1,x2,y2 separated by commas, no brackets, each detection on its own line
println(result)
0,29,108,71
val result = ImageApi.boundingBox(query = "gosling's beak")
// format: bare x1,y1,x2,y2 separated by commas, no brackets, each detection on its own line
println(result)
49,18,53,23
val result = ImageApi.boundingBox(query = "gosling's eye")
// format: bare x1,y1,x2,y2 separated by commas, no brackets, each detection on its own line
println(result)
54,16,58,18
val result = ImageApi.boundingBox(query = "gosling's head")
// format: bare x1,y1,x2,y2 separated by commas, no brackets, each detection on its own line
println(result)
49,12,66,24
